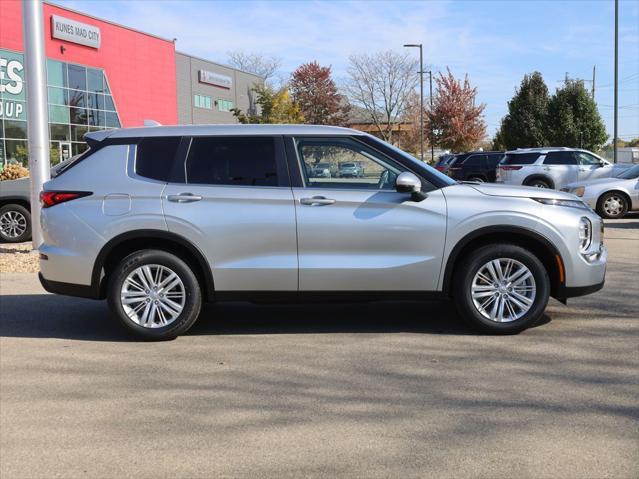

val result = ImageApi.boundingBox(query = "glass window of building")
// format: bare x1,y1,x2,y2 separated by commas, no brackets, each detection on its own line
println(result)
1,50,121,166
217,99,233,112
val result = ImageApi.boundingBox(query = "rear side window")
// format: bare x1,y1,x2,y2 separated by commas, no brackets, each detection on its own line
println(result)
136,137,182,181
544,151,577,165
186,136,278,186
462,155,485,167
501,153,540,165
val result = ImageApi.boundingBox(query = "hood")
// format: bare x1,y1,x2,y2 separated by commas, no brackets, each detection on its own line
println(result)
468,182,577,200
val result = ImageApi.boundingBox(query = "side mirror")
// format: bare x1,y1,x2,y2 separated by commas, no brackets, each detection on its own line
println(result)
396,172,427,201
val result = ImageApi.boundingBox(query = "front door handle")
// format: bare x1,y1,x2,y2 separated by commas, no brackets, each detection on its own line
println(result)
300,196,336,206
167,193,203,203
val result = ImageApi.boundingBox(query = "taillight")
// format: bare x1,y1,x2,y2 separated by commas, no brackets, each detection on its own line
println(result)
435,166,446,171
40,191,91,208
499,165,523,171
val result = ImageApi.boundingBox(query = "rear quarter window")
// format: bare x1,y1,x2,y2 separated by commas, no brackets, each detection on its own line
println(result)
136,137,182,182
501,153,540,165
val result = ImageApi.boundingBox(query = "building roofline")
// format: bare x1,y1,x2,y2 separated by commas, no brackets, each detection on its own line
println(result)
44,0,176,43
176,51,264,80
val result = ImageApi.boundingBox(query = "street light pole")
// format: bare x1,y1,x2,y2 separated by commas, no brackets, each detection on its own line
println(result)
404,43,424,161
428,70,434,163
22,0,50,248
613,0,619,164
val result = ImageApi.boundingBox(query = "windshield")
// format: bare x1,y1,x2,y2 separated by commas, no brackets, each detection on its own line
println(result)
616,164,639,179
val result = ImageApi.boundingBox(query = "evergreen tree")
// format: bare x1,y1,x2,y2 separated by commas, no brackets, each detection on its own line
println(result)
546,79,608,150
497,72,549,149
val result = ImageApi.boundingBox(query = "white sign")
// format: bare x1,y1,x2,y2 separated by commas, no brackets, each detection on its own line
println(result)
51,15,101,49
0,53,25,119
199,70,232,89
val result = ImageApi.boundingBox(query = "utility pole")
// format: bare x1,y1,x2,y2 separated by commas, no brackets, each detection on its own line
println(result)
591,65,596,100
614,0,619,163
403,43,424,161
22,0,50,248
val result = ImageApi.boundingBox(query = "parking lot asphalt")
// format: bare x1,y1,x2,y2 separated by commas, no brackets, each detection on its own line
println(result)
1,216,638,478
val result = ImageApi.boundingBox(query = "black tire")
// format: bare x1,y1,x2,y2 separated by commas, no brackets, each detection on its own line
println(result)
526,178,551,189
453,244,550,334
468,176,485,183
596,191,629,219
0,204,31,243
107,249,202,340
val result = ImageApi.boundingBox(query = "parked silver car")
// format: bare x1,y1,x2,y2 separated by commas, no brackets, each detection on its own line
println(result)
562,164,639,219
0,161,68,243
38,125,606,340
496,147,629,190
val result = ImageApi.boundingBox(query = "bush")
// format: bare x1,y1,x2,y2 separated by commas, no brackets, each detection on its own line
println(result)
0,164,30,181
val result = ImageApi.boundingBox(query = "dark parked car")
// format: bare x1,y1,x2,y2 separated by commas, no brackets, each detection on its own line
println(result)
446,151,504,183
434,154,455,173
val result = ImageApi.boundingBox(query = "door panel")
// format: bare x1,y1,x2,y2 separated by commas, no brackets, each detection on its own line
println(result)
575,152,613,181
163,185,298,291
293,188,447,291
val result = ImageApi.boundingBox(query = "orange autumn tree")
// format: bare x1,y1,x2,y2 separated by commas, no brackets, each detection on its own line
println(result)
428,68,486,152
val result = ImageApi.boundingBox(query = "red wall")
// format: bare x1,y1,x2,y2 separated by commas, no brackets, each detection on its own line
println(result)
0,0,177,127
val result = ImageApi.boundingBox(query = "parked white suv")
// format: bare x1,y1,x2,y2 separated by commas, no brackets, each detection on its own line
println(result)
496,147,628,190
38,125,607,340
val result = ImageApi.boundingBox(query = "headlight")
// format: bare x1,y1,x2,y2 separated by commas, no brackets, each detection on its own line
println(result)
572,186,585,197
533,198,589,210
578,217,592,252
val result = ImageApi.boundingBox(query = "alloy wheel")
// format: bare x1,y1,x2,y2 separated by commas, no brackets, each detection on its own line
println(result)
471,258,536,323
603,195,624,217
0,210,27,239
120,264,186,328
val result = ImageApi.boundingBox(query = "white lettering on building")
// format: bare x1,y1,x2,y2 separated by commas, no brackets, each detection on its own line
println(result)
0,58,24,95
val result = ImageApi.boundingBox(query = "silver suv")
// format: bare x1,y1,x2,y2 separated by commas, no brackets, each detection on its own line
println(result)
38,125,607,340
497,147,627,189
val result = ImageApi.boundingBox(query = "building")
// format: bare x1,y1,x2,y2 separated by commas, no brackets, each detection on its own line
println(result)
0,1,261,166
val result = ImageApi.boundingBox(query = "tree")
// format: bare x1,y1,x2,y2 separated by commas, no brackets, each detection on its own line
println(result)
497,72,550,149
546,79,607,150
226,50,282,85
231,84,304,124
345,50,419,143
427,68,486,152
290,61,350,126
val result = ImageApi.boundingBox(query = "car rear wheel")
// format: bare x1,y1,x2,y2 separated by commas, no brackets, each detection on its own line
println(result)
468,176,485,183
107,249,202,340
0,204,31,243
453,244,550,334
596,192,628,219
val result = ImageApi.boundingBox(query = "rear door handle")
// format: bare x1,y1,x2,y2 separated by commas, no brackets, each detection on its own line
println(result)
167,193,203,203
300,196,335,206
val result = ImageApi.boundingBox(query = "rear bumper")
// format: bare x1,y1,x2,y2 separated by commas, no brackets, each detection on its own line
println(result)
38,272,100,299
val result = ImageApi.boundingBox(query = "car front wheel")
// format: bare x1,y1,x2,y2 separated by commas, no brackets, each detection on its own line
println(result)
453,244,550,334
107,249,202,340
597,192,628,219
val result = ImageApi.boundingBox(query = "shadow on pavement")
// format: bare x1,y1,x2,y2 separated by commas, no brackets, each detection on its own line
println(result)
0,293,551,341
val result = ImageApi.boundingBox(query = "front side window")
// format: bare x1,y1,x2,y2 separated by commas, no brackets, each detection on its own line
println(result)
575,152,602,166
186,136,278,186
296,137,403,190
544,151,577,165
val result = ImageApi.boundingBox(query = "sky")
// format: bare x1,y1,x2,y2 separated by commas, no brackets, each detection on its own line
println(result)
56,0,639,142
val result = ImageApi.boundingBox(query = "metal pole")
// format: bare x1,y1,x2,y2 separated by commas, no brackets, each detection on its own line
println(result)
419,44,424,162
23,0,50,248
613,0,618,163
591,65,596,100
429,71,434,163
